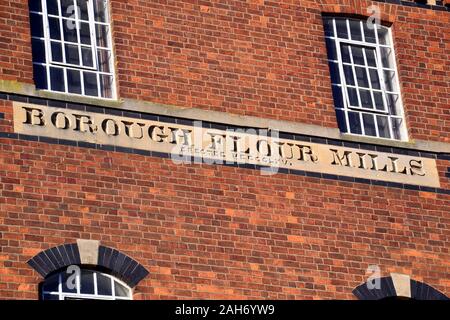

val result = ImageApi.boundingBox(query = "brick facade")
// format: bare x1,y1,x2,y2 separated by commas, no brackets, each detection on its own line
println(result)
0,0,449,300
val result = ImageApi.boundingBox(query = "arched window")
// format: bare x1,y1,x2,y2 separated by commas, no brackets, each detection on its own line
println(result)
41,268,132,300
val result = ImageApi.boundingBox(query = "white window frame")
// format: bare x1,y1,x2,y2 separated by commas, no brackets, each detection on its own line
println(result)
325,17,408,141
30,0,116,99
41,270,132,300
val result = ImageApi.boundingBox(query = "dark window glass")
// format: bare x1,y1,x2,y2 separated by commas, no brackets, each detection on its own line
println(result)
46,0,59,15
80,270,95,294
362,113,376,136
29,0,42,12
355,67,369,88
63,19,78,42
97,274,112,296
349,20,362,41
335,19,348,39
61,269,77,293
369,69,380,89
347,87,359,107
359,89,373,108
82,47,94,67
79,0,89,20
325,38,337,60
80,22,91,44
365,49,377,67
48,17,61,40
343,65,355,86
84,71,98,96
340,44,351,63
328,62,340,85
33,64,48,89
377,115,391,138
348,112,362,134
61,0,75,18
42,274,59,292
335,109,347,133
65,44,80,65
95,24,109,47
100,74,113,98
373,92,384,111
351,46,365,65
363,22,376,43
30,13,44,38
51,41,63,62
331,85,344,109
323,18,334,37
97,49,110,72
93,0,107,23
67,69,82,94
50,67,65,92
31,39,46,63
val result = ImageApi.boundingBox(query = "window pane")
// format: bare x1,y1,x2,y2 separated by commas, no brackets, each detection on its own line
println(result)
97,49,111,72
48,17,61,40
114,281,129,297
348,112,362,134
373,91,384,111
328,62,340,85
349,20,362,41
384,70,397,92
365,49,377,67
97,274,112,296
380,47,394,68
347,87,359,107
355,67,369,88
79,0,89,20
359,89,373,108
391,118,403,140
84,72,98,96
343,65,354,86
386,93,401,115
335,19,348,39
335,109,347,133
33,64,48,89
351,46,364,65
32,39,46,63
94,0,108,23
325,38,337,61
50,67,65,92
363,22,376,43
100,74,113,98
369,69,380,89
65,44,80,65
63,19,78,42
80,270,95,294
67,69,82,94
61,0,75,18
95,24,110,47
340,44,351,63
82,47,94,67
42,274,59,292
29,0,42,12
331,85,344,109
51,41,63,62
61,270,77,293
378,27,390,45
46,0,59,15
377,115,391,139
323,18,334,37
80,22,91,45
30,13,44,37
362,113,376,137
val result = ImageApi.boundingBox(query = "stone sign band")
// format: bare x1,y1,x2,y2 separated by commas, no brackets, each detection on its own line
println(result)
13,102,440,188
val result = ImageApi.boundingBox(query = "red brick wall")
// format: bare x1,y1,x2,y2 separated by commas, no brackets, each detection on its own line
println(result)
0,1,448,141
0,98,449,299
0,0,449,300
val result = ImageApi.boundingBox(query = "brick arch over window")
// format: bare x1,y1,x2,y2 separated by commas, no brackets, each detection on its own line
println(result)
27,240,149,288
353,273,449,300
